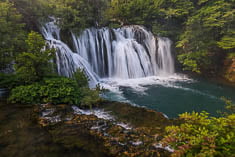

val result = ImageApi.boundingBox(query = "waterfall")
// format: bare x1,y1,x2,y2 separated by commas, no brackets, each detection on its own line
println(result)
41,21,100,86
41,19,175,86
157,37,175,76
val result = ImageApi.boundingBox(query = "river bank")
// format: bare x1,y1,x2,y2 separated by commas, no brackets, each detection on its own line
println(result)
0,99,175,157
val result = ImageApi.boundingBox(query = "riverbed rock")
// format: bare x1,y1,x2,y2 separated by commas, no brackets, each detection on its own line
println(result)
37,101,173,157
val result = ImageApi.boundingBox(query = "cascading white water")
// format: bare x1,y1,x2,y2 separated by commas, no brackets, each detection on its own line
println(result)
157,37,175,76
71,26,157,79
41,19,175,86
41,21,100,86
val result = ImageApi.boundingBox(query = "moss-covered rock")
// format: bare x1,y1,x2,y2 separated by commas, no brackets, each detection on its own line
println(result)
36,101,173,157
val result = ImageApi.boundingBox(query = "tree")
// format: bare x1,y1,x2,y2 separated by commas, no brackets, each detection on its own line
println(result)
72,68,89,88
106,0,162,28
43,0,109,33
0,0,26,71
15,31,55,83
176,0,235,74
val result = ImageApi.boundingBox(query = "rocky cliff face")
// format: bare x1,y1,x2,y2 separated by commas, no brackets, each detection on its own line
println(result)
223,58,235,83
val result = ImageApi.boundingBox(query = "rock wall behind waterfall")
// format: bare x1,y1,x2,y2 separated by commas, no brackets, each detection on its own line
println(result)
41,20,175,85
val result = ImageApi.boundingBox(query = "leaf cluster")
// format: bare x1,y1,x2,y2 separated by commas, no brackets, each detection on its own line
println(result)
161,108,235,157
15,31,55,83
9,76,102,108
0,1,26,71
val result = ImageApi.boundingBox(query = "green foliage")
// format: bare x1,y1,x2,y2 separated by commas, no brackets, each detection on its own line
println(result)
15,31,55,83
72,68,89,88
9,77,80,105
10,0,54,24
44,0,109,32
8,0,109,33
9,83,42,104
160,0,194,19
217,30,235,50
0,0,26,71
221,97,235,116
176,0,235,74
80,88,101,108
40,77,83,105
161,104,235,157
107,0,162,27
26,31,45,53
0,73,22,89
9,76,102,107
177,51,209,73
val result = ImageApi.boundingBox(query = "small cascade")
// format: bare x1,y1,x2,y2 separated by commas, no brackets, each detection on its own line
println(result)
157,37,175,76
41,19,175,86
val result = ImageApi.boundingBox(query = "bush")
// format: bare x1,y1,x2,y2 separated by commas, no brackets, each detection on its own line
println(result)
177,51,209,74
72,68,89,88
0,73,22,89
80,88,102,108
41,77,82,105
8,83,42,104
161,107,235,157
8,76,102,107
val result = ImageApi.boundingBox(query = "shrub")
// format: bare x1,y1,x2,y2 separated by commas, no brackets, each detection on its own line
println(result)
8,76,102,107
8,83,42,104
9,77,81,105
0,73,22,89
72,68,89,88
40,77,82,105
80,88,102,108
177,51,209,74
161,108,235,157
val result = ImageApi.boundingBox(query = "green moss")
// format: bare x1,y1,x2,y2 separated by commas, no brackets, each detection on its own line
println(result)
100,101,173,134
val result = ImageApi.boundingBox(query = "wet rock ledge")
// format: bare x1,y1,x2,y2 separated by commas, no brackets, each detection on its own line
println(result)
37,100,174,157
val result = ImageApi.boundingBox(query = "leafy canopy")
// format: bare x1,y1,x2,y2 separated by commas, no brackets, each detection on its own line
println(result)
176,0,235,74
15,31,55,83
0,0,26,71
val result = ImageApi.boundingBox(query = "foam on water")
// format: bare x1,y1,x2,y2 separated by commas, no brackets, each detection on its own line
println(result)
72,106,133,130
154,144,174,152
116,122,132,130
72,106,114,120
100,74,193,92
100,74,219,103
